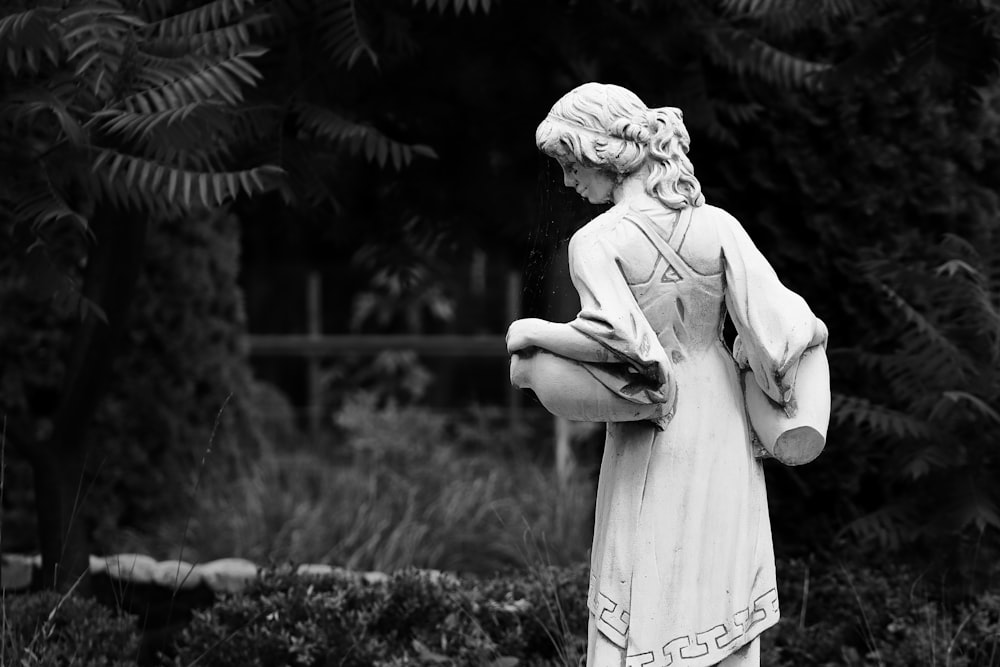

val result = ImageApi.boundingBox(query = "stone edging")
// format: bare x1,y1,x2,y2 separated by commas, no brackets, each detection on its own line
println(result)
1,553,391,594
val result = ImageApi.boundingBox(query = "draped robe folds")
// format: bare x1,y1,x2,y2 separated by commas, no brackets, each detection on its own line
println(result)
545,201,827,667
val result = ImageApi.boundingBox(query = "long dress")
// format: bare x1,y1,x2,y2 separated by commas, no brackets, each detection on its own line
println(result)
525,199,826,667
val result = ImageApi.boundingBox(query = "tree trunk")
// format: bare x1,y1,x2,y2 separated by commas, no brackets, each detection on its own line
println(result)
34,206,148,592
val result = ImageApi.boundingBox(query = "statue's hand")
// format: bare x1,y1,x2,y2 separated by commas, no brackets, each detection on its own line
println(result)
506,318,545,354
732,335,749,369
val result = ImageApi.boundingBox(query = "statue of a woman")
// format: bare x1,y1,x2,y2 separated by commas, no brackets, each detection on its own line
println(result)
507,83,829,667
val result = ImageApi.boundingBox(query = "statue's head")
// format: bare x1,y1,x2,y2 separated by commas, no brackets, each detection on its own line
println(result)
535,82,704,209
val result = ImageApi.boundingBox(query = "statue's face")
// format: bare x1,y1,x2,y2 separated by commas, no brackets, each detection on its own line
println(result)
558,159,616,205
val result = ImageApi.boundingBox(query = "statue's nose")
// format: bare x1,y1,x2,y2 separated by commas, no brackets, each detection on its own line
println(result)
563,172,574,187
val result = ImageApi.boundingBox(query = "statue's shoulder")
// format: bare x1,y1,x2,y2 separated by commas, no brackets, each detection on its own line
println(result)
680,203,731,274
692,203,742,232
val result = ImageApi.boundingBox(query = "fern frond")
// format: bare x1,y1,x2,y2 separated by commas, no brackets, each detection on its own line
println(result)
92,148,283,210
714,100,765,125
10,183,88,231
0,7,61,75
121,47,265,111
707,26,830,90
58,1,144,98
320,0,377,68
295,103,437,169
144,17,265,56
936,390,1000,425
879,282,968,366
93,101,228,144
955,493,1000,532
412,0,494,14
719,0,869,21
132,0,174,23
92,102,236,170
8,89,87,147
147,0,257,38
841,503,917,550
898,443,956,480
832,393,932,440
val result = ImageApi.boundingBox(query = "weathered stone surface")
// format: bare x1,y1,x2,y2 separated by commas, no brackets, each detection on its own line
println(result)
2,551,401,595
296,563,335,577
151,559,202,590
512,82,831,667
102,553,159,584
197,558,258,593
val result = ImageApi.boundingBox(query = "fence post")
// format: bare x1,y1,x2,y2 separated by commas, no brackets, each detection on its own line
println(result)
306,270,322,436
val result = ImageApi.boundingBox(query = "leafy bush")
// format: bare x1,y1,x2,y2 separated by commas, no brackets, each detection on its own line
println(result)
87,209,260,545
1,208,261,551
830,229,1000,550
3,559,998,666
170,559,1000,667
1,591,140,666
170,565,588,667
762,558,1000,667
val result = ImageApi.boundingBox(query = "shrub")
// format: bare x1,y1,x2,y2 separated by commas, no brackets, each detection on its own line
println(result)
0,208,261,553
170,566,587,667
1,591,140,666
172,558,1000,667
762,558,1000,667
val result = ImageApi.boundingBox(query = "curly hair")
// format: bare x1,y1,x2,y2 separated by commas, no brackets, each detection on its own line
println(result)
535,82,704,210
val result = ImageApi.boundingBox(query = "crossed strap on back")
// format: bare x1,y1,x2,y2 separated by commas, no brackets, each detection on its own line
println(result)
626,205,719,285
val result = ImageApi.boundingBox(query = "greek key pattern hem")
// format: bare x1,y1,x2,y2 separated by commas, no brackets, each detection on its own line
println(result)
588,578,779,667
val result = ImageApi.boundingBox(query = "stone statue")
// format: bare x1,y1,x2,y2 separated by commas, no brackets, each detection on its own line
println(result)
507,83,830,667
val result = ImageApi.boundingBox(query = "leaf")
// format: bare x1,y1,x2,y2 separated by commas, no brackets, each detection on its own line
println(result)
832,393,931,440
320,0,377,68
840,503,916,550
58,1,144,98
940,391,1000,425
412,0,493,14
411,639,449,664
93,101,228,144
11,184,89,231
935,259,980,279
91,149,284,211
898,443,954,480
121,47,265,111
10,90,87,146
707,26,831,90
145,16,265,56
0,7,61,74
294,102,437,169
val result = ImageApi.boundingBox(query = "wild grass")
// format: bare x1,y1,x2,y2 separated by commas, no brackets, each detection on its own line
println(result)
107,397,595,576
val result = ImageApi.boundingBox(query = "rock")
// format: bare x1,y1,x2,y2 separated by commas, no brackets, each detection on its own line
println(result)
296,563,335,577
103,553,159,584
151,559,202,590
198,558,258,593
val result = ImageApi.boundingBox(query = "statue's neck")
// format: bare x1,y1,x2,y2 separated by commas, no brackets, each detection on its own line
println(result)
613,173,648,205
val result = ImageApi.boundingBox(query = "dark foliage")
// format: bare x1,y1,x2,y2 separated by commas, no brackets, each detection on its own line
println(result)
0,209,257,552
157,560,1000,666
1,590,140,666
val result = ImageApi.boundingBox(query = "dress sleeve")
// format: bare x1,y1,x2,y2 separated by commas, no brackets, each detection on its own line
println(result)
566,228,676,411
718,211,828,406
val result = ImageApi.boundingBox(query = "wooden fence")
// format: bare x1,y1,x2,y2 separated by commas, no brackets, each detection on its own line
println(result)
246,270,579,481
246,270,524,432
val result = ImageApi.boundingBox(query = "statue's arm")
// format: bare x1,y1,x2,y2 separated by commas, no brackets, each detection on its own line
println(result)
506,317,614,362
718,210,827,404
